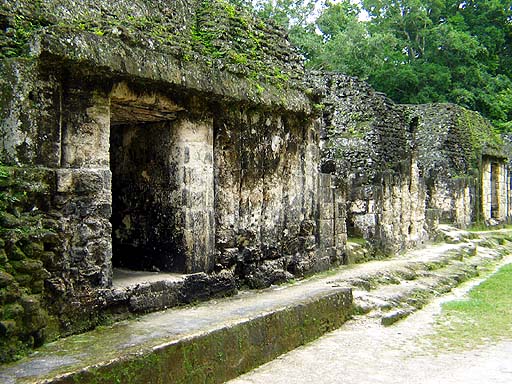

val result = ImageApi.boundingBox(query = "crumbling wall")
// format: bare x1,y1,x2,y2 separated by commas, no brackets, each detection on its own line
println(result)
0,63,116,362
427,178,473,228
0,167,57,363
0,0,337,361
214,108,343,287
312,72,428,255
410,103,507,227
1,0,510,365
0,0,307,110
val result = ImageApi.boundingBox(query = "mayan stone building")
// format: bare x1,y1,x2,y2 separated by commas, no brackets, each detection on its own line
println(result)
411,103,511,227
0,0,510,362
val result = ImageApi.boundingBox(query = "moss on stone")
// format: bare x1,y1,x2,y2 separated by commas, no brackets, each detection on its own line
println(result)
0,165,57,363
30,289,352,384
455,107,504,167
1,0,301,90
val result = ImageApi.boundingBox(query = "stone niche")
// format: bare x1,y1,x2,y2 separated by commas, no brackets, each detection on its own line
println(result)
55,75,344,285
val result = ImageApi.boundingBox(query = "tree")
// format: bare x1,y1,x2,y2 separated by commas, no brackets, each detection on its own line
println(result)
238,0,512,130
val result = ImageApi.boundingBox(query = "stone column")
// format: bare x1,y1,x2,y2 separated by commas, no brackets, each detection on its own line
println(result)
57,86,113,287
481,160,492,221
498,163,508,221
334,187,347,262
172,117,215,273
318,173,335,264
505,165,512,221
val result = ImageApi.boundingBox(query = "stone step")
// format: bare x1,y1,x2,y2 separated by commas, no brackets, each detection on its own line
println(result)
2,229,512,384
347,234,512,326
0,279,353,384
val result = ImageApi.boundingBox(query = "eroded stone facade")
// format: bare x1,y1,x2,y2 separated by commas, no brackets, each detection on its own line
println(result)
0,0,511,362
411,103,510,228
311,72,428,255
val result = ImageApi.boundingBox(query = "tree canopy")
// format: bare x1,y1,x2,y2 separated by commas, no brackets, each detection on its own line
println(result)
230,0,512,131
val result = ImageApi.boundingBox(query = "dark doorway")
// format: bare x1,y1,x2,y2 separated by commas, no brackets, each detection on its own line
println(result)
491,162,500,219
109,121,185,272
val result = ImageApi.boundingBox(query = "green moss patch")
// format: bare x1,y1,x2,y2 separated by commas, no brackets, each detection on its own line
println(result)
5,289,352,384
0,165,57,363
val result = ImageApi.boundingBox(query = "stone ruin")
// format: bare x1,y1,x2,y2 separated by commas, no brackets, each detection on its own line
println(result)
0,0,510,362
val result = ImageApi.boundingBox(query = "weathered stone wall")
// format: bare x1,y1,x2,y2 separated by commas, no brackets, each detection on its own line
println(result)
374,158,427,253
0,59,61,167
214,108,343,287
0,61,116,362
0,0,321,361
428,178,473,228
410,103,507,227
0,167,57,362
1,0,511,365
0,0,309,112
0,0,346,361
311,72,428,254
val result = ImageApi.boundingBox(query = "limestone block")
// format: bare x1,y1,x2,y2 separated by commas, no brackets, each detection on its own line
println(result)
318,220,334,248
56,168,111,195
0,60,62,167
320,199,334,220
62,89,110,168
319,173,332,188
350,199,367,214
335,218,346,238
353,214,376,238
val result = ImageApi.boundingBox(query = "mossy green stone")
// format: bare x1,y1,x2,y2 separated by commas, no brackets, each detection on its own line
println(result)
0,270,14,288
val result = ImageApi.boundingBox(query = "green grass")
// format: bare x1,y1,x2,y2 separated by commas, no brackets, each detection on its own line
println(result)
467,223,512,232
431,263,512,350
347,237,367,245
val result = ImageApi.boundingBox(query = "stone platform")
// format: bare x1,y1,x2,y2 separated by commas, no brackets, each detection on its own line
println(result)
1,228,512,384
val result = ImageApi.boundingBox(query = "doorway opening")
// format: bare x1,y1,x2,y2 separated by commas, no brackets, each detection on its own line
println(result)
109,100,185,273
491,162,500,219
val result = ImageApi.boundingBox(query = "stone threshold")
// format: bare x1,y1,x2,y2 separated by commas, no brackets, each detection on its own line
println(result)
112,268,187,289
2,227,512,384
101,269,237,315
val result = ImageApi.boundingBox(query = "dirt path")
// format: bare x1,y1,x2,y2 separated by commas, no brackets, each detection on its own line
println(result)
228,256,512,384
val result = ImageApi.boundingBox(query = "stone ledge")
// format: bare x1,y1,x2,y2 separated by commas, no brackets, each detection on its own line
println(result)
0,283,352,384
4,228,509,383
31,29,312,113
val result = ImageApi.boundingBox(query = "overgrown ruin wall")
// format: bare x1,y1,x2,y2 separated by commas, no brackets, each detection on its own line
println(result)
0,0,343,361
311,72,428,255
0,0,511,364
410,103,509,227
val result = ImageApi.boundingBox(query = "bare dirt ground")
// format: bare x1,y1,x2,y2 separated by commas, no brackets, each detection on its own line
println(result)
228,256,512,384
